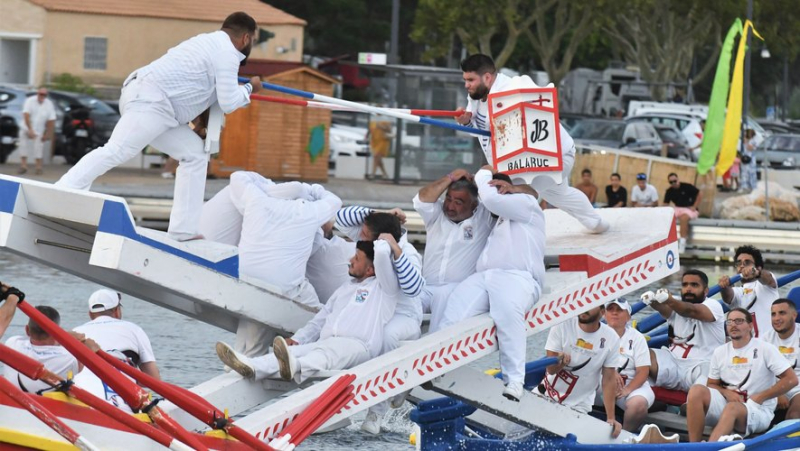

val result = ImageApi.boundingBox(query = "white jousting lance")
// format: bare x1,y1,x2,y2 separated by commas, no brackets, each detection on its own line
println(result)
238,77,490,137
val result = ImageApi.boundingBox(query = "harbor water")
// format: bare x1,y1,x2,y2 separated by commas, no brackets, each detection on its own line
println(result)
1,250,798,450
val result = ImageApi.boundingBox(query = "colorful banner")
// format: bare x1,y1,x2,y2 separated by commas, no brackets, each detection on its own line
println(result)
716,20,763,175
697,19,742,175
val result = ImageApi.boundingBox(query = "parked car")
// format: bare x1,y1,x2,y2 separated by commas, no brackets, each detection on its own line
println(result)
0,86,26,163
627,114,704,160
753,134,800,169
42,90,120,163
559,112,592,132
652,124,693,161
571,118,664,157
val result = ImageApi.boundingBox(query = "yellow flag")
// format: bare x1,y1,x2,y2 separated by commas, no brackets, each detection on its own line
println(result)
717,20,763,175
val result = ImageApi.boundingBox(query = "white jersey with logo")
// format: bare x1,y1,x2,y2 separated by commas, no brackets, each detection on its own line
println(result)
4,336,79,394
730,279,780,338
666,298,725,360
74,317,156,364
412,194,494,285
709,338,791,412
762,326,800,389
616,326,651,382
544,318,621,413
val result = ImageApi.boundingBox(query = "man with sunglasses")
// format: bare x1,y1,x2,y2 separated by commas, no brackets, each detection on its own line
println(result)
663,173,701,253
642,270,725,393
686,308,796,442
718,245,779,337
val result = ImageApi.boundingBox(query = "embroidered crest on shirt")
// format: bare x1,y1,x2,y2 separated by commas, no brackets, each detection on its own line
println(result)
355,289,369,303
463,225,474,240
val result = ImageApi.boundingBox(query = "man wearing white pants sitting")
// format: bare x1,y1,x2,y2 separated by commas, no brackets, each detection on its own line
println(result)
438,167,546,402
216,239,400,383
55,12,262,241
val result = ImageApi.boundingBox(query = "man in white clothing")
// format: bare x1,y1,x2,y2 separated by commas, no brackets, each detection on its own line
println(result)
686,308,797,442
216,239,400,383
223,171,342,357
439,167,546,402
544,306,623,438
414,168,494,332
603,299,653,432
18,88,56,175
642,270,726,392
763,298,800,420
630,173,659,207
719,245,779,338
306,222,354,304
55,12,262,241
74,289,160,379
455,54,608,234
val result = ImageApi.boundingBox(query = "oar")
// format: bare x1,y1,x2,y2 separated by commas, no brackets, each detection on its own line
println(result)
250,94,460,117
239,77,490,137
0,375,100,451
16,301,209,451
0,342,192,451
718,420,800,451
97,350,274,451
289,385,356,449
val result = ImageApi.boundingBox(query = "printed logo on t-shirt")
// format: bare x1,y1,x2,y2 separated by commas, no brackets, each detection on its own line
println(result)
575,338,593,350
463,225,474,240
780,346,795,355
355,289,369,303
732,356,749,365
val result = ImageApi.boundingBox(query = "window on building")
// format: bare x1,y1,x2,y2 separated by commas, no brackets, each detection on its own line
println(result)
84,37,107,70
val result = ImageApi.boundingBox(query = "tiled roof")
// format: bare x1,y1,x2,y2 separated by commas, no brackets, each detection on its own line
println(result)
28,0,306,25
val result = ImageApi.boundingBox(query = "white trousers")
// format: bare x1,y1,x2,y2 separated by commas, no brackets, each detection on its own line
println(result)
422,283,459,333
439,269,540,384
18,135,48,159
55,77,208,238
526,147,603,231
249,336,370,383
368,313,421,416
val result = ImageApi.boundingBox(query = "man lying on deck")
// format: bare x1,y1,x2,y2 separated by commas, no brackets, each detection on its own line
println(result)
216,239,400,383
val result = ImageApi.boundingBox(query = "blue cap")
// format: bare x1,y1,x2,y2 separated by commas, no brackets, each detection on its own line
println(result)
636,173,647,180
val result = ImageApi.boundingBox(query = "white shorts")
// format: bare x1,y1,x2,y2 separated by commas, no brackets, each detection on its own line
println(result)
787,385,800,401
705,389,775,437
18,135,47,159
617,382,656,410
652,348,709,392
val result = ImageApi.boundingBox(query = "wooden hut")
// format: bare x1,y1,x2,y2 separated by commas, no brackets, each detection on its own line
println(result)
211,60,339,181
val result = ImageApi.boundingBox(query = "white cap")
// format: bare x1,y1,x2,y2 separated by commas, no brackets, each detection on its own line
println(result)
607,298,631,314
88,289,120,313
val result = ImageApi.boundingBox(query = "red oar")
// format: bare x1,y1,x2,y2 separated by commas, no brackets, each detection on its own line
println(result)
250,94,460,117
0,342,191,450
0,375,100,450
97,350,275,451
291,386,355,448
16,301,209,451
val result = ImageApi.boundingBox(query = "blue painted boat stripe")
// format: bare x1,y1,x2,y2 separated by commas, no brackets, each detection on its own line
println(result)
97,200,239,278
0,179,20,213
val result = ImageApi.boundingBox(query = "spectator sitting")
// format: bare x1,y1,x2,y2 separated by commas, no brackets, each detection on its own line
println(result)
763,299,800,420
605,173,627,208
663,173,701,253
575,168,598,206
718,245,779,337
630,173,659,208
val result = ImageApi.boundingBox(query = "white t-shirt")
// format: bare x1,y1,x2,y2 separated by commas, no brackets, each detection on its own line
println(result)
709,338,791,411
21,96,57,134
544,318,621,413
762,326,800,383
4,336,79,394
616,326,652,382
73,317,156,364
665,298,726,360
730,279,780,338
630,183,659,206
412,194,494,286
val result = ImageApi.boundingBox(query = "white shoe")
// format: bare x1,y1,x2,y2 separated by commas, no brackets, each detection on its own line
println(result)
390,391,410,409
591,218,610,234
502,381,524,402
272,336,298,381
360,410,383,435
678,238,686,253
215,342,255,379
718,434,743,442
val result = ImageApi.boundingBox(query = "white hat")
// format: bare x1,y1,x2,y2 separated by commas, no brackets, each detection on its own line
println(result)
607,298,631,314
88,289,120,313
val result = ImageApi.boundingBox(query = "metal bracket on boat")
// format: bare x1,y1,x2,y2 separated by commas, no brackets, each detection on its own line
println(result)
34,238,91,254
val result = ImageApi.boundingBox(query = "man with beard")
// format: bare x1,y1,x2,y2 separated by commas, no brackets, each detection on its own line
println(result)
719,245,779,337
455,54,609,234
603,299,653,432
686,308,796,442
414,168,494,332
215,239,400,383
641,269,725,392
56,12,262,242
763,299,800,420
543,305,623,438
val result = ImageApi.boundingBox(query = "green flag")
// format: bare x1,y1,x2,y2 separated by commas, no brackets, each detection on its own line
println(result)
697,19,743,175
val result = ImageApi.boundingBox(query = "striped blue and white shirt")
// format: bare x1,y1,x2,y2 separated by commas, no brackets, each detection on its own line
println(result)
134,30,252,124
